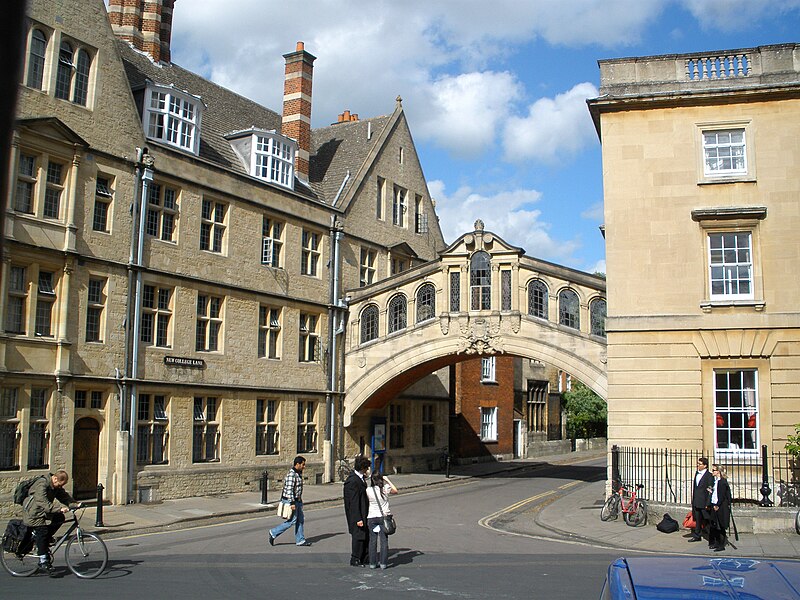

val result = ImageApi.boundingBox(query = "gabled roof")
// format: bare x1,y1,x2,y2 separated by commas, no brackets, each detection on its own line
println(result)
309,113,392,204
388,242,419,258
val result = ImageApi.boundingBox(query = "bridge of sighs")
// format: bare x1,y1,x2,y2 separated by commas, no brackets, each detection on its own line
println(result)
342,221,608,428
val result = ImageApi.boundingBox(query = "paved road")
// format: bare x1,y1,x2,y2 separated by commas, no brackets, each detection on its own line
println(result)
3,458,621,598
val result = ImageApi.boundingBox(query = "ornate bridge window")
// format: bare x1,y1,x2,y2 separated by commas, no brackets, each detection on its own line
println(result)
470,251,491,310
360,304,379,344
501,270,512,310
449,271,460,312
388,294,407,334
558,288,580,330
416,283,436,323
528,279,548,319
590,298,607,338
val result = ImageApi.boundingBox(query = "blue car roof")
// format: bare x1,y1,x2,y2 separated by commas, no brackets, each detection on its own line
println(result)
607,557,800,599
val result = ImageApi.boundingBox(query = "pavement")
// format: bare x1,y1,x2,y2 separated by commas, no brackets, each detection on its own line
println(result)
82,450,800,559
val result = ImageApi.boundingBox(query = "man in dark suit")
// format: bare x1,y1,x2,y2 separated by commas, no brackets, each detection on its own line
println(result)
343,455,372,566
689,457,714,542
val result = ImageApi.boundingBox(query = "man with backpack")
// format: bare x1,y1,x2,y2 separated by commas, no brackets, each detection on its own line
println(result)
21,470,80,575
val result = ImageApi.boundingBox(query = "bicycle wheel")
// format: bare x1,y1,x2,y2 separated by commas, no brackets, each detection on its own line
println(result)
624,499,648,527
600,495,620,521
795,509,800,535
65,532,108,579
0,545,39,577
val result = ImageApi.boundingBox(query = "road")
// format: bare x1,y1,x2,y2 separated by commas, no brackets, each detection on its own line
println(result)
3,457,624,598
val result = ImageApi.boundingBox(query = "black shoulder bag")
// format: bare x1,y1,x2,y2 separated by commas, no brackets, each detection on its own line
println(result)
371,486,396,535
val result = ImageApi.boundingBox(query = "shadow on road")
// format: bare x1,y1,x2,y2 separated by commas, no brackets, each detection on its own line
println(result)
388,548,424,566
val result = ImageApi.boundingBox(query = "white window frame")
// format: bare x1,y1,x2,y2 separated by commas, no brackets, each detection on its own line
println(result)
392,185,407,227
93,176,113,233
707,231,754,301
299,313,319,363
714,369,759,458
301,230,321,277
196,294,223,352
144,83,203,155
480,406,498,442
253,133,295,189
481,356,496,383
258,305,281,359
696,121,755,184
262,216,284,268
141,284,172,348
360,247,376,286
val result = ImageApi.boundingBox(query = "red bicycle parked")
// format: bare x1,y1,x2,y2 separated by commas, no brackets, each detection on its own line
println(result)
600,482,648,527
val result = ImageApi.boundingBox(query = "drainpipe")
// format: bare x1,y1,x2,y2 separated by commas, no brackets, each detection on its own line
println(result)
127,152,154,503
326,216,344,481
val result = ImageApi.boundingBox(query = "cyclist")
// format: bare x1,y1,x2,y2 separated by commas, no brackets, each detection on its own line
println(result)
21,469,81,575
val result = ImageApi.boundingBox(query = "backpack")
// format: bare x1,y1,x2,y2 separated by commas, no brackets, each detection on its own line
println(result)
12,475,45,505
656,513,679,533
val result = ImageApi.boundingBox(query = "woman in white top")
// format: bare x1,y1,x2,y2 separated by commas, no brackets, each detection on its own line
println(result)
366,471,398,569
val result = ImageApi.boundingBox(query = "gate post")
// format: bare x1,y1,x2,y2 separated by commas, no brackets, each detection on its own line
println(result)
611,444,621,490
760,444,773,506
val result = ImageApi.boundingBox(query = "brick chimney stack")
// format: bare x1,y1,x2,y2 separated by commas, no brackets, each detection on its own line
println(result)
282,42,316,183
108,0,175,64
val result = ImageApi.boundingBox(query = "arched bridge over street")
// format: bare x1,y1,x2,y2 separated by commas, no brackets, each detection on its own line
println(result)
342,223,607,427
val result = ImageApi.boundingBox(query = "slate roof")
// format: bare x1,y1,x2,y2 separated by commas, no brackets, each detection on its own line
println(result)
117,40,390,206
309,115,391,205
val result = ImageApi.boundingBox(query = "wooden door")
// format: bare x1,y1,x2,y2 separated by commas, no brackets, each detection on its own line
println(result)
72,417,100,500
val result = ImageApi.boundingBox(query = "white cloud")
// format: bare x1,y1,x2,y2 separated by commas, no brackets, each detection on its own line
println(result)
429,180,581,263
680,0,800,31
415,72,522,158
502,82,599,163
581,201,605,222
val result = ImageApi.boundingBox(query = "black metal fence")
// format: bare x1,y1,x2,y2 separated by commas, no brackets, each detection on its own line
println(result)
612,445,800,507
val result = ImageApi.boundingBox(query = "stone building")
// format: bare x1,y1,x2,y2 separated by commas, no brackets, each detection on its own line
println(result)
0,0,447,509
588,45,800,468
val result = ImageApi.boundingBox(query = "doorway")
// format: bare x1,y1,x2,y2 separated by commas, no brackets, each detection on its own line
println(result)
72,417,100,500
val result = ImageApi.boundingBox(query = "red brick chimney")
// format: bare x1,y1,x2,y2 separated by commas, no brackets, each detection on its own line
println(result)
282,42,316,183
334,110,359,125
108,0,175,63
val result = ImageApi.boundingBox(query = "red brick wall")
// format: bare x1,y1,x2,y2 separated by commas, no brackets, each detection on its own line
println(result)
452,355,515,458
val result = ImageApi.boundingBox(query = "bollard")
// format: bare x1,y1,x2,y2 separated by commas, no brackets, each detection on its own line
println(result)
260,470,269,505
759,444,773,507
445,452,451,479
95,483,104,527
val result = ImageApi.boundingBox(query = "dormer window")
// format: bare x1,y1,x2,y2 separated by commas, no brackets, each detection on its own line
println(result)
225,129,297,190
144,83,203,155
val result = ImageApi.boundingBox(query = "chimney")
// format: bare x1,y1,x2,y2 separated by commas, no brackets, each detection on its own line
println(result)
282,41,316,183
334,110,359,125
108,0,175,64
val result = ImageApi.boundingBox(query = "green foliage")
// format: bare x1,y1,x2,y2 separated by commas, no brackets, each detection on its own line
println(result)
785,424,800,457
563,380,607,439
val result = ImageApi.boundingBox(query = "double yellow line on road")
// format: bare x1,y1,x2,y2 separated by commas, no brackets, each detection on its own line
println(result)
478,480,582,529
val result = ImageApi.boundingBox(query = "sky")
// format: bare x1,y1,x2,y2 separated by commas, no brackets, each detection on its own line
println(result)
159,0,800,274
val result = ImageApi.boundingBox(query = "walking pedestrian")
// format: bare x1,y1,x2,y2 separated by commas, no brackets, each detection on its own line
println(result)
366,471,398,570
688,457,714,543
268,456,312,547
706,464,732,551
343,454,371,566
21,469,81,576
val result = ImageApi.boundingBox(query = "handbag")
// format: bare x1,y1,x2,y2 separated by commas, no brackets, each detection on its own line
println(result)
371,486,396,535
277,500,293,520
682,510,695,530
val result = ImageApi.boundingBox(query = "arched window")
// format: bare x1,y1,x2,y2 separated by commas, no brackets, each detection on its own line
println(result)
73,49,91,106
416,283,436,323
558,289,580,330
27,29,47,90
470,251,491,310
527,279,548,319
590,298,607,338
388,295,407,334
55,41,74,100
360,304,379,344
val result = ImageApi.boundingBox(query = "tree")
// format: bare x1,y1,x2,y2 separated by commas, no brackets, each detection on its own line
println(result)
563,380,607,439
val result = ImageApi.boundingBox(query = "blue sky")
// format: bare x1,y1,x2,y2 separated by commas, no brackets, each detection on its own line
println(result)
163,0,800,274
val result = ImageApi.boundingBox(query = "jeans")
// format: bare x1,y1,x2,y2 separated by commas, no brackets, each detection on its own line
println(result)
270,501,306,545
367,517,388,567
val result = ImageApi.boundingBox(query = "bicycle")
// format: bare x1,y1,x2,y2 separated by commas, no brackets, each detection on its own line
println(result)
600,482,648,527
1,507,108,578
795,509,800,535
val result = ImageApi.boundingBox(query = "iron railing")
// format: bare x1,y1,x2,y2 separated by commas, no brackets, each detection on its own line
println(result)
612,445,800,507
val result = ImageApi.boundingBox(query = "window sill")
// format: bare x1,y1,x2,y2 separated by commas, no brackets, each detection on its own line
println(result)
700,299,765,313
480,438,498,444
697,175,756,186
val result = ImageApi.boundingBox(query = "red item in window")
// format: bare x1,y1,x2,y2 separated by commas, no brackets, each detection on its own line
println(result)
716,413,724,427
747,414,756,428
